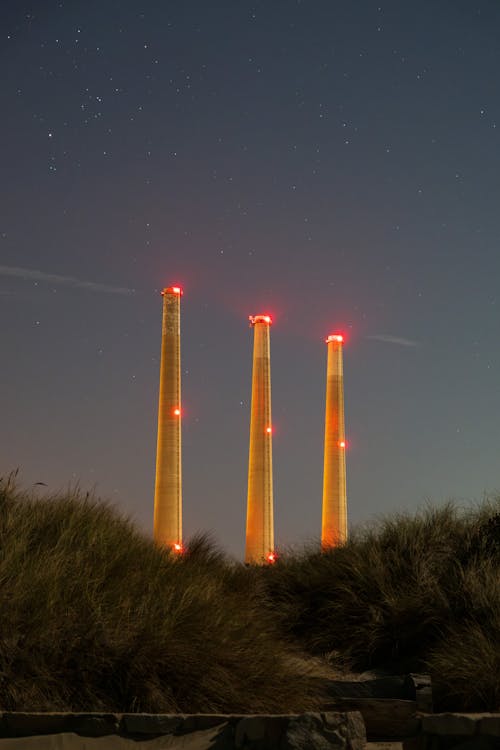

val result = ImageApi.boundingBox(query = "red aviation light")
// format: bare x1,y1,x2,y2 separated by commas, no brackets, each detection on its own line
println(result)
326,333,344,343
267,552,277,564
249,314,273,326
162,285,183,296
173,543,183,554
339,440,346,449
266,425,273,434
173,407,181,416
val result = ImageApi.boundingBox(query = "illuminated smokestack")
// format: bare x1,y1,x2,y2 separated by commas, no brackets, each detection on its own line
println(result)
245,315,275,564
153,285,183,552
321,333,347,548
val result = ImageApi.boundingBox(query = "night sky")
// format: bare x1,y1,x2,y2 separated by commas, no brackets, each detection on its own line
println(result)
2,1,500,558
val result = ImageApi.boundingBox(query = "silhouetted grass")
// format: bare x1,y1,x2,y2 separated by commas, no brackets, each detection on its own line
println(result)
426,557,500,711
261,501,500,710
0,473,324,713
2,472,498,713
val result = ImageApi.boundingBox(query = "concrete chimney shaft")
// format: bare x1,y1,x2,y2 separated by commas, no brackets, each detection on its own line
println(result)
321,334,347,547
153,286,183,550
245,315,274,564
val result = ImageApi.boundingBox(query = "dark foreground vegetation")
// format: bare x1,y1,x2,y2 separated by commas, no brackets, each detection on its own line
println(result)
0,473,323,714
262,501,500,712
0,473,499,714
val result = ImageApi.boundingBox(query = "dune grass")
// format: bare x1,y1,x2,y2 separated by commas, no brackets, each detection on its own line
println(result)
261,500,500,710
0,473,324,713
1,472,498,712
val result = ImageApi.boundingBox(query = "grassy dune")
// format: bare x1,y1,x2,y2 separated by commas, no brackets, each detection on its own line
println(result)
0,473,498,712
0,474,324,713
262,502,500,710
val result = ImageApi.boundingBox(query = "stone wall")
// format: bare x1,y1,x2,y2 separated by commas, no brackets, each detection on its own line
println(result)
0,710,499,749
0,710,366,749
417,712,500,750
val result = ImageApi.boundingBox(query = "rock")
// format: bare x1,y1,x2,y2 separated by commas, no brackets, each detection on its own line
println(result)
233,712,366,750
325,676,408,700
479,714,500,736
449,739,497,750
234,715,288,748
0,711,367,749
422,713,478,736
345,711,368,750
120,713,181,735
405,674,433,713
283,713,336,750
70,715,119,737
326,698,419,739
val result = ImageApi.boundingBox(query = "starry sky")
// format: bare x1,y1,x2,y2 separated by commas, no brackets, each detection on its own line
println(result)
2,1,500,558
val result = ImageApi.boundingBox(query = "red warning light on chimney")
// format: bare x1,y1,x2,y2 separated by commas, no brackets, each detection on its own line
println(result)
326,334,344,344
162,285,183,296
249,314,273,326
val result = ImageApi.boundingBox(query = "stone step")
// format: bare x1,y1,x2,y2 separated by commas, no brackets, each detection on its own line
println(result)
324,698,419,739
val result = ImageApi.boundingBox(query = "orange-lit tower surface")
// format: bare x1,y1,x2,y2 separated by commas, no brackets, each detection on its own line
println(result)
153,285,183,552
321,334,348,548
245,315,275,564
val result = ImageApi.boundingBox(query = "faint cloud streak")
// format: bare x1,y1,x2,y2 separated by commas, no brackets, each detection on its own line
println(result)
0,265,135,295
367,334,420,348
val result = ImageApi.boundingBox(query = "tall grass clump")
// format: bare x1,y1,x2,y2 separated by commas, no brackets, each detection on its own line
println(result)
262,501,500,710
0,474,324,713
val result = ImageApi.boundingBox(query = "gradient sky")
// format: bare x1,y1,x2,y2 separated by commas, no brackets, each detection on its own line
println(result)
2,1,500,558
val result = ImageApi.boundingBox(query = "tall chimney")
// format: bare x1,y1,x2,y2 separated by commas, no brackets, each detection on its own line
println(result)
321,333,347,547
245,315,275,564
153,285,183,551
